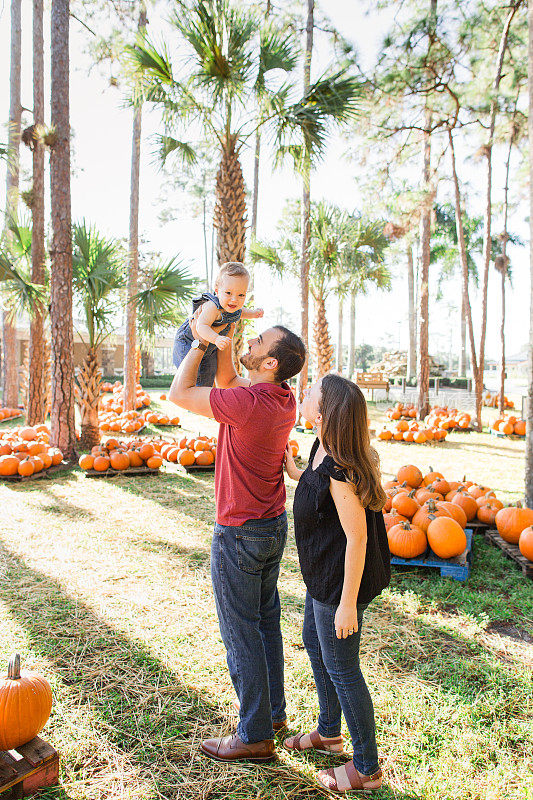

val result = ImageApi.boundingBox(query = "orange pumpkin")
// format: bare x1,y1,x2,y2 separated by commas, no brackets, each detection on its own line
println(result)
496,504,533,545
378,429,393,440
427,516,467,559
415,487,443,504
146,455,163,469
110,451,130,471
79,454,94,470
383,509,408,532
178,449,195,466
18,458,35,477
0,455,19,476
451,490,478,522
412,500,450,533
128,449,143,467
195,450,215,466
19,426,37,442
48,448,63,466
518,527,533,562
391,490,419,519
93,455,110,472
0,654,53,751
423,469,444,486
467,484,491,500
477,501,503,526
437,500,467,529
387,521,427,559
514,420,526,436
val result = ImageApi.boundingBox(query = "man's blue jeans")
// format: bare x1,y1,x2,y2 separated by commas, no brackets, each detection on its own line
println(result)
211,512,288,743
302,592,379,775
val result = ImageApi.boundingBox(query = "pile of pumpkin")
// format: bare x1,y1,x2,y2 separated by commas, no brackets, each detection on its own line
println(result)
425,406,472,431
78,438,163,472
99,409,146,434
483,391,514,409
101,380,120,393
158,434,218,467
140,409,181,427
0,406,23,422
490,416,526,437
99,382,151,413
385,403,417,420
0,425,63,477
383,464,533,563
378,420,448,444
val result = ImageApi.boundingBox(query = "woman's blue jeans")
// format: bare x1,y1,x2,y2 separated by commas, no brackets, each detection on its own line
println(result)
211,512,288,744
302,592,379,775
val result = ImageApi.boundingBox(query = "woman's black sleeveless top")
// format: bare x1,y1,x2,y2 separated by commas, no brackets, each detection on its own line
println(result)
293,438,391,605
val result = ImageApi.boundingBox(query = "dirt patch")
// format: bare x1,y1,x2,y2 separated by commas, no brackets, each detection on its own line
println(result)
486,622,533,644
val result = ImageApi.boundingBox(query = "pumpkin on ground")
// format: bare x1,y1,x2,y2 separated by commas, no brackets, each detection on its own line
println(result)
0,654,53,751
518,527,533,562
387,521,427,559
427,516,467,559
496,504,533,545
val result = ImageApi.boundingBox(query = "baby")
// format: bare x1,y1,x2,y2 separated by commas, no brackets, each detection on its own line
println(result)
173,261,263,387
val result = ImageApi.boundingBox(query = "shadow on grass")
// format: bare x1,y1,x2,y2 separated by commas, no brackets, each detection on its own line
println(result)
0,543,428,800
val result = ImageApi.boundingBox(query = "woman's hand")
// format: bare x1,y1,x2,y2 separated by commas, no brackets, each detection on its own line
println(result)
334,604,358,639
284,443,303,482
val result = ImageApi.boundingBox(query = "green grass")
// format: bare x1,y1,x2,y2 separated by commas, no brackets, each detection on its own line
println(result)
0,404,532,799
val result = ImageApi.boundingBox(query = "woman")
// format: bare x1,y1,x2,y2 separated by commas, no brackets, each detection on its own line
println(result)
284,374,390,794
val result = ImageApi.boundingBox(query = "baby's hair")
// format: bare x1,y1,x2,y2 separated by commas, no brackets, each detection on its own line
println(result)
215,261,250,287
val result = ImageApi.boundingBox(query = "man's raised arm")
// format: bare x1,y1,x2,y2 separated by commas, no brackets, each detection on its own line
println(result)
168,347,214,417
214,323,250,389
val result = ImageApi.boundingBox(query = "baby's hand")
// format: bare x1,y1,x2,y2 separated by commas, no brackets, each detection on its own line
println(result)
215,335,231,351
252,307,264,318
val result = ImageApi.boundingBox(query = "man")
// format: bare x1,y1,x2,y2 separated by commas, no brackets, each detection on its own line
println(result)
169,322,306,762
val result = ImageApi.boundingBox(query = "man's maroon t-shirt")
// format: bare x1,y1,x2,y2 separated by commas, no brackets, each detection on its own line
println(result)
209,382,296,526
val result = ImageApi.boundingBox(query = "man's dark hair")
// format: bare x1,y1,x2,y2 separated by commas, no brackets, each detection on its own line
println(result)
269,326,306,383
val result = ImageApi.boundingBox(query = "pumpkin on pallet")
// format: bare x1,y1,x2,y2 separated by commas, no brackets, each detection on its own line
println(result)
0,425,63,477
99,382,151,413
495,504,533,545
378,420,448,444
518,527,533,562
0,407,23,422
0,654,52,751
491,416,526,437
78,439,163,473
160,434,217,468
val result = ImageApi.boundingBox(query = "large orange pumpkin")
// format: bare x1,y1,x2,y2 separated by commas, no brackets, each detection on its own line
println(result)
476,500,503,526
427,517,467,559
496,504,533,544
387,521,427,559
178,449,195,466
451,490,478,522
93,455,110,472
146,455,163,469
518,527,533,562
514,420,526,436
412,500,450,533
0,455,19,476
391,490,419,519
437,501,467,529
0,654,53,750
383,509,408,532
110,451,130,471
195,450,215,466
18,458,35,477
423,469,444,486
79,454,94,470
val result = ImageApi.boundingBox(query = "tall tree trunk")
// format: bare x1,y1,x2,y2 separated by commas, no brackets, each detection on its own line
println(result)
314,295,333,378
479,2,520,410
448,129,482,430
336,298,343,373
417,0,437,420
123,6,147,411
497,110,515,414
348,290,356,378
297,0,314,406
75,346,100,449
202,197,209,289
526,0,533,507
251,129,260,240
214,135,247,372
27,0,46,425
49,0,76,458
407,244,416,379
459,292,467,376
3,0,22,409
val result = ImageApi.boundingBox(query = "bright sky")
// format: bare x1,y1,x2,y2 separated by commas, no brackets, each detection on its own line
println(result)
0,0,529,363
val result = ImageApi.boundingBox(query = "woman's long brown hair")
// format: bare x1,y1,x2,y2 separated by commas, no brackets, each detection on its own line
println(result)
319,374,387,511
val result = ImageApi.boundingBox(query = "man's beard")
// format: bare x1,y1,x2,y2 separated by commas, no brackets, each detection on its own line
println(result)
240,351,266,372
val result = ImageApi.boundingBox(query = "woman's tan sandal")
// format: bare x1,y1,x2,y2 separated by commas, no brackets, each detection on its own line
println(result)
317,762,383,794
283,729,344,756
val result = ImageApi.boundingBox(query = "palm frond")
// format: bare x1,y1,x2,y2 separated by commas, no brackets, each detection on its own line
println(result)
248,241,286,277
0,251,46,320
255,23,298,94
156,135,197,166
134,257,198,344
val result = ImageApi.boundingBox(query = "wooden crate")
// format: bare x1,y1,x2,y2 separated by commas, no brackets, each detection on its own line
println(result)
0,736,59,798
180,463,215,473
484,529,533,578
391,529,473,582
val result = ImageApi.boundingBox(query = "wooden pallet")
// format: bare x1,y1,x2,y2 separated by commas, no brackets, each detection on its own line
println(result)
390,529,472,582
484,529,533,578
489,428,524,440
180,463,216,473
467,520,490,534
0,736,59,798
0,413,24,425
84,465,161,478
0,462,70,483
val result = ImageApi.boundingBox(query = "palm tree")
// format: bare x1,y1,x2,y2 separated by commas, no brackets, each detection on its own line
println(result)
72,223,126,448
0,217,46,321
134,257,197,347
128,0,360,367
50,0,76,458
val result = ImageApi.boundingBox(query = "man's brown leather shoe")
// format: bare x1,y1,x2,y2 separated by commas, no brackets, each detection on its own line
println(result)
200,733,276,762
